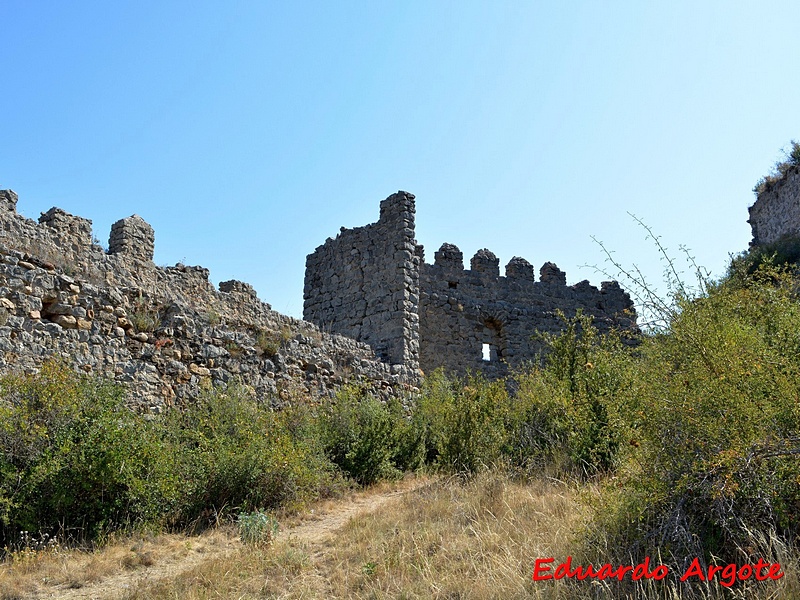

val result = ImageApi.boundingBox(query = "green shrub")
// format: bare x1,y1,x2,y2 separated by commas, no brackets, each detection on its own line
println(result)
498,312,632,477
387,397,427,473
534,312,628,474
317,387,404,485
585,264,800,572
0,364,342,545
237,511,279,547
412,371,509,475
0,362,176,544
162,384,337,523
504,370,574,474
256,330,281,356
206,308,221,326
129,294,162,333
728,235,800,281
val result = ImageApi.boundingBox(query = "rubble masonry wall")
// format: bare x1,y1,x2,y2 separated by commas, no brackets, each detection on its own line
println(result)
0,189,413,410
304,191,636,380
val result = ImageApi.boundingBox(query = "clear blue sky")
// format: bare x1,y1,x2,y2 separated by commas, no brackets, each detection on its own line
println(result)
3,2,800,318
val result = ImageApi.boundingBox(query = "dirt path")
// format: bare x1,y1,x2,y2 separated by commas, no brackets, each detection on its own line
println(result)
278,479,421,546
32,478,426,600
37,529,238,600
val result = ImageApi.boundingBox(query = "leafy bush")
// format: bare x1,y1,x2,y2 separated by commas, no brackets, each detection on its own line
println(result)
256,330,281,356
585,264,800,575
129,294,162,333
531,311,629,474
412,371,509,474
162,384,338,524
0,362,174,544
409,324,629,478
0,365,342,546
727,235,800,280
318,387,406,485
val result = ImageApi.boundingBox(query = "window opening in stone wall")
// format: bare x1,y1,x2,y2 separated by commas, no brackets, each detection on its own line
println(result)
482,319,504,363
448,281,458,289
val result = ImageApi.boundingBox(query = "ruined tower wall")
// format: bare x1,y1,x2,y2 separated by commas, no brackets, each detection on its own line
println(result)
748,165,800,246
303,191,637,381
419,248,636,378
303,192,420,382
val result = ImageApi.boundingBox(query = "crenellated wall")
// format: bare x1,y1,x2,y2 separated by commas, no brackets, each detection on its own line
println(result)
419,244,635,378
303,191,637,380
0,184,638,404
0,189,415,410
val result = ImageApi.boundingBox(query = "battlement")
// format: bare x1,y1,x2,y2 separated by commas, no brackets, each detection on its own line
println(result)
470,248,500,278
505,256,534,280
304,191,637,380
0,190,18,212
0,190,155,274
109,215,155,262
0,189,414,408
418,242,634,378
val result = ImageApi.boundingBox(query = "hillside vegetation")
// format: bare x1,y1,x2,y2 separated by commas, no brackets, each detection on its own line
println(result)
1,248,800,599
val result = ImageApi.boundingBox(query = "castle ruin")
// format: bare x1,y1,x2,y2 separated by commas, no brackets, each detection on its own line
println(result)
749,162,800,246
0,189,414,410
304,191,637,381
0,185,637,408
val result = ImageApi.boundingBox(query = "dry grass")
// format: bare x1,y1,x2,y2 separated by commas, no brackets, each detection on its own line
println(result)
115,473,800,600
0,529,237,600
2,474,797,600
259,471,589,600
113,472,590,600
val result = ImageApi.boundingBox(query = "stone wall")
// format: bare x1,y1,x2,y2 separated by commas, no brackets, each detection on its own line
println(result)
420,245,635,378
0,189,413,410
303,191,420,383
1,184,638,405
749,164,800,246
304,191,637,380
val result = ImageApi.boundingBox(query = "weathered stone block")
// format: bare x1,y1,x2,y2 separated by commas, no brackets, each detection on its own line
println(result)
52,314,78,329
0,190,18,212
539,262,567,285
505,256,534,281
108,215,155,262
470,249,500,278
